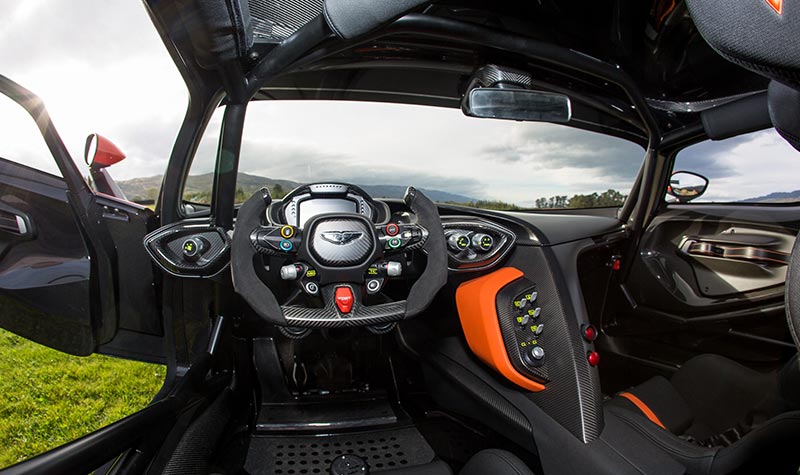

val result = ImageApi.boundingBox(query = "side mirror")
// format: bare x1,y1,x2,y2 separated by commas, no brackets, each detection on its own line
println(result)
667,171,709,203
461,64,571,123
84,133,125,169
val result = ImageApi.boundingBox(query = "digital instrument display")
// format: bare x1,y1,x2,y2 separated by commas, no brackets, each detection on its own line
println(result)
298,199,358,227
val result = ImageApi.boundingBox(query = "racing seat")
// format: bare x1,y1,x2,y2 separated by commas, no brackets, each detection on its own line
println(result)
606,354,800,474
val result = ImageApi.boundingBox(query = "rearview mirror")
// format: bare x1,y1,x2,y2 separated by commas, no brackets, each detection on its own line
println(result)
84,133,126,169
667,171,709,203
462,88,572,123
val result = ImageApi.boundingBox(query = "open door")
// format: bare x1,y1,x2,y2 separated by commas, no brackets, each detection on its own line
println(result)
601,126,800,387
0,75,164,362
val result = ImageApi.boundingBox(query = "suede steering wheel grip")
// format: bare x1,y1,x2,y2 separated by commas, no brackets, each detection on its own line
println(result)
231,188,287,325
403,186,448,317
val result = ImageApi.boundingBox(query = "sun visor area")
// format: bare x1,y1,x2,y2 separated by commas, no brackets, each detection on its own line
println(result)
323,0,428,39
686,0,800,88
177,0,254,68
700,92,770,141
249,0,323,42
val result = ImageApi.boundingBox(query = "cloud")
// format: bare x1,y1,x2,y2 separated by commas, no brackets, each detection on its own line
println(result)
239,138,484,197
0,2,160,73
481,123,645,184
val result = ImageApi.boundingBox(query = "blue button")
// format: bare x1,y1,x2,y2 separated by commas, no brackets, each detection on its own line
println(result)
279,240,293,251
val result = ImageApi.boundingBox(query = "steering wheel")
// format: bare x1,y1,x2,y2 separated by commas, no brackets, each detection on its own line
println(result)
230,185,448,327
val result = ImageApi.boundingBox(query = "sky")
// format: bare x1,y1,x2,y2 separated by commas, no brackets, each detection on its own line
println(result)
2,1,800,206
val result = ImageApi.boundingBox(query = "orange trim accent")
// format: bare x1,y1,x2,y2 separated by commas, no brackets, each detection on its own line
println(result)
455,267,545,392
766,0,783,16
618,392,666,430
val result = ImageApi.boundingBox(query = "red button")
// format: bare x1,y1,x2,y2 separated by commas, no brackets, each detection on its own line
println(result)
385,223,399,236
587,351,600,367
335,287,354,314
582,324,598,342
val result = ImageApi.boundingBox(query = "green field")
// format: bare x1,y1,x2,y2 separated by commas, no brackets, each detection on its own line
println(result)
0,328,166,468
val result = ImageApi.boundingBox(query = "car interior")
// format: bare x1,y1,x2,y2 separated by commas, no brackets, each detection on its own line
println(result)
2,0,800,474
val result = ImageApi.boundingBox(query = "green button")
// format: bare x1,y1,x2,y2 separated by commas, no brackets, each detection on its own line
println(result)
388,238,402,249
305,269,317,278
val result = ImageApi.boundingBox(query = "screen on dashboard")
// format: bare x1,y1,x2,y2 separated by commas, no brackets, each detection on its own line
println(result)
298,198,358,227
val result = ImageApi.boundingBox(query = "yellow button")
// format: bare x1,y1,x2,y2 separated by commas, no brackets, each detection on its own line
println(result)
280,225,295,239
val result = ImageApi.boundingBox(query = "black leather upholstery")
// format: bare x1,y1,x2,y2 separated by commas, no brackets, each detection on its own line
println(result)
382,450,535,475
607,354,800,475
383,460,452,475
460,449,535,475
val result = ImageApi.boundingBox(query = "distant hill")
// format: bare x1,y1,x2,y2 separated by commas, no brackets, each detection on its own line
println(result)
117,172,476,204
742,189,800,203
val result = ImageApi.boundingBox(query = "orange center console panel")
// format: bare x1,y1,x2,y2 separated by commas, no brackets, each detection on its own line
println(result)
455,267,546,392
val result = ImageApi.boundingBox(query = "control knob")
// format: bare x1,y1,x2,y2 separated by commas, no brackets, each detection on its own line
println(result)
447,232,470,252
471,233,494,252
181,236,207,261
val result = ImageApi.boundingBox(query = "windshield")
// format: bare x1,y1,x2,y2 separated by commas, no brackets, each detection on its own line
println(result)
183,100,645,210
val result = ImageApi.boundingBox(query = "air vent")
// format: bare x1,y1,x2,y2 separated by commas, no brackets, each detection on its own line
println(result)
0,210,25,234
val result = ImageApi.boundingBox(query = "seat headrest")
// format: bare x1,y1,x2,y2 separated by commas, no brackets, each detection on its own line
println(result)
769,81,800,152
686,0,800,89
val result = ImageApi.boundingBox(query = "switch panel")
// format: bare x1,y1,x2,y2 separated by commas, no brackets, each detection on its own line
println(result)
496,277,549,383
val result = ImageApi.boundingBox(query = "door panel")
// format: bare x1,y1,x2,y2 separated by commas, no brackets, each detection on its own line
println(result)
0,75,164,361
0,158,95,355
604,204,799,374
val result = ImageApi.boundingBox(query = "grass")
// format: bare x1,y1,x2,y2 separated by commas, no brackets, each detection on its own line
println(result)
0,328,166,468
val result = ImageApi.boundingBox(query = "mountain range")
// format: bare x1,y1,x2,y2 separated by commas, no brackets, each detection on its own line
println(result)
117,172,476,204
742,189,800,203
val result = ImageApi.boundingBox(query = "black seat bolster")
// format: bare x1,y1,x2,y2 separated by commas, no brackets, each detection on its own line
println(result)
670,354,780,436
607,376,694,435
382,459,453,475
459,449,536,475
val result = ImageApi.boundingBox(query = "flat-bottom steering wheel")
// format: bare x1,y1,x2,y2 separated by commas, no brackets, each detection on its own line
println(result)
230,186,447,328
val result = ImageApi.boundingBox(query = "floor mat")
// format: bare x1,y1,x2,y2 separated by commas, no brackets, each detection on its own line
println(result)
244,426,435,474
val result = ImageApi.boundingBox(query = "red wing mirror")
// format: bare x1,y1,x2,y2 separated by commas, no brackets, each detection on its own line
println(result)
84,133,125,169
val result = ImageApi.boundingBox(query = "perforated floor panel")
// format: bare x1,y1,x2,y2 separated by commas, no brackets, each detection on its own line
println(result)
244,426,435,474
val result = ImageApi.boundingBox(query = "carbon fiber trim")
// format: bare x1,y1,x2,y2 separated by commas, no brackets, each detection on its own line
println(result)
282,284,406,327
508,247,604,442
428,351,533,435
248,0,323,42
309,218,374,266
144,221,231,277
473,64,533,89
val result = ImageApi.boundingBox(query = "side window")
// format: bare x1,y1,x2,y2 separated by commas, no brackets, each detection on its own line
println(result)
182,107,224,205
671,128,800,203
0,95,61,177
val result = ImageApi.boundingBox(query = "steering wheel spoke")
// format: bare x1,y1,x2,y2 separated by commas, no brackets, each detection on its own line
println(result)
281,283,407,327
250,224,302,255
375,222,429,253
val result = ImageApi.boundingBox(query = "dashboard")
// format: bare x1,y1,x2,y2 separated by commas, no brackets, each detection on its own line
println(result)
140,181,625,444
